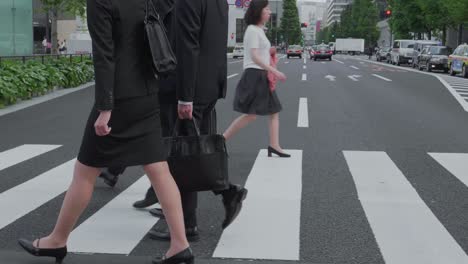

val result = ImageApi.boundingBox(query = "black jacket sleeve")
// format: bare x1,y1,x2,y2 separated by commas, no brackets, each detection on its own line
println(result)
175,0,202,102
87,0,115,111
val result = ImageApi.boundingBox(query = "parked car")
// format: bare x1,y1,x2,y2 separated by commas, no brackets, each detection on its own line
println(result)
287,45,303,59
232,44,244,59
391,39,416,65
312,45,333,61
449,43,468,78
376,47,391,62
417,46,451,72
411,40,440,68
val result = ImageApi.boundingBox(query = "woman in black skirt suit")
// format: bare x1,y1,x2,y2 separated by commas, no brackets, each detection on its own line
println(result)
18,1,192,263
223,0,290,158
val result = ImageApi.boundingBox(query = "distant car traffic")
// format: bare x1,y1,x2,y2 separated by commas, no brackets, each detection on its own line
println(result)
449,43,468,78
417,46,451,73
376,47,391,62
287,45,303,59
391,39,416,65
232,44,244,59
411,40,440,68
311,45,333,61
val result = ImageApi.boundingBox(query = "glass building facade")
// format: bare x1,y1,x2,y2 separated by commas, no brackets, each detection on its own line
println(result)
0,0,33,56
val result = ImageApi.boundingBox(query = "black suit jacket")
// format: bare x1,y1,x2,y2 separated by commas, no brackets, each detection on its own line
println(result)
87,0,158,111
175,0,228,104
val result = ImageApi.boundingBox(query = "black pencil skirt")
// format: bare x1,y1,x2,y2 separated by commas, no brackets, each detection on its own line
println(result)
77,93,166,168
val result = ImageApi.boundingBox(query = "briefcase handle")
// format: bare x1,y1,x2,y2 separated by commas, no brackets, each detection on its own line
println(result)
172,118,201,137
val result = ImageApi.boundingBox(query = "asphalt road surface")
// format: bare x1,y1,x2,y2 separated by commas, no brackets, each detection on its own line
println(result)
1,54,468,264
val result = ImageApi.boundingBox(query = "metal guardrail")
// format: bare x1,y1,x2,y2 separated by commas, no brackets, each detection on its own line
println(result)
0,53,93,66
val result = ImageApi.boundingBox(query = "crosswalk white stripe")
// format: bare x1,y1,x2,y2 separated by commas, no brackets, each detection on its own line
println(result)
297,98,309,128
213,149,302,261
343,151,468,264
0,144,61,171
0,159,74,230
429,153,468,188
69,176,159,254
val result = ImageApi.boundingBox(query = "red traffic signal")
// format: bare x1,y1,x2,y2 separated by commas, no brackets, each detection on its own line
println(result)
301,22,308,28
385,9,392,17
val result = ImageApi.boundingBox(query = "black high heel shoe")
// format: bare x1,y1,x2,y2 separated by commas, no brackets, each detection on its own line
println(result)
18,238,67,264
152,248,194,264
268,146,291,158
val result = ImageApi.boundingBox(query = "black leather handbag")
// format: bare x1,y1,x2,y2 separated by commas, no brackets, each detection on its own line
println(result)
144,0,177,78
163,119,230,192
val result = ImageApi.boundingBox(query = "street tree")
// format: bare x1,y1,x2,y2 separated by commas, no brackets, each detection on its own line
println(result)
280,0,302,45
40,0,86,54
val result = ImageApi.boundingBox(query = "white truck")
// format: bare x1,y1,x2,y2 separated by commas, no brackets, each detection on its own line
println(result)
335,38,365,55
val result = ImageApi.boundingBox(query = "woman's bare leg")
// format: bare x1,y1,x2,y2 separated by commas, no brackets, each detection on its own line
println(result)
223,114,257,141
144,162,189,257
33,161,101,248
269,113,285,152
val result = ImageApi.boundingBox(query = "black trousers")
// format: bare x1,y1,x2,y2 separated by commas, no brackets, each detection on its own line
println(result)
107,100,219,227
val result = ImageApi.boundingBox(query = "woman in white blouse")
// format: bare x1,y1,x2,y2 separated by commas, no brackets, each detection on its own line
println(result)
223,0,290,158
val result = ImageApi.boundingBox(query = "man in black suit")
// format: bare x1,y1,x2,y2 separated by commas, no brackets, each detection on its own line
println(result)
99,0,248,241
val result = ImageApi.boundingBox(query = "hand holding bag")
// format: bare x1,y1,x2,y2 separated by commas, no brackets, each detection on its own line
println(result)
163,119,230,192
144,0,177,78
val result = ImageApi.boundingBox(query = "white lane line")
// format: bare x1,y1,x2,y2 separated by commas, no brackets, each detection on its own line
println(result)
303,57,306,64
356,58,468,112
285,61,290,64
0,145,61,171
69,176,159,254
343,151,468,264
350,66,360,70
302,73,307,81
228,74,239,79
0,159,75,230
303,65,307,69
297,98,309,128
213,149,303,261
429,153,468,188
372,74,392,82
321,62,326,64
333,59,345,64
0,82,94,117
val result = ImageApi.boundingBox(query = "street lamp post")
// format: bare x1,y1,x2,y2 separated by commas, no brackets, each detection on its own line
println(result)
12,0,17,55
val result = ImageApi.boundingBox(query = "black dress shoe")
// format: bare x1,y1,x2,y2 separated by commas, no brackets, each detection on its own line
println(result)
18,238,67,264
99,170,120,187
148,225,200,242
133,187,159,209
152,247,194,264
222,184,248,229
268,146,291,158
150,208,165,218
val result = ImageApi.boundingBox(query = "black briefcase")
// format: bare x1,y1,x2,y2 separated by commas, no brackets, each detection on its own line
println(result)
163,120,229,192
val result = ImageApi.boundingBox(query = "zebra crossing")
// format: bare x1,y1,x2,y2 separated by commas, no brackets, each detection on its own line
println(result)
1,145,468,263
440,75,468,102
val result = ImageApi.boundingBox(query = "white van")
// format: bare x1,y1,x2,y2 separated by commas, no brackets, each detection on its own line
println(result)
391,40,416,65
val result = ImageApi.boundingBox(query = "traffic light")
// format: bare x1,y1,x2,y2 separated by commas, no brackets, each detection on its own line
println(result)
385,9,392,17
301,22,308,28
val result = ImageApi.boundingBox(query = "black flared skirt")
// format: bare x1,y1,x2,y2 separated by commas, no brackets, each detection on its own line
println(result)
233,68,282,115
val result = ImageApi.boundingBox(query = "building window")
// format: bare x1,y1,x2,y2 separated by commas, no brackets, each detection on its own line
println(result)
236,18,246,43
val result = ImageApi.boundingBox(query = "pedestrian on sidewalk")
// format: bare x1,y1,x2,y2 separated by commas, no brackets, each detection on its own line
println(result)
17,1,192,264
99,0,248,242
223,0,290,158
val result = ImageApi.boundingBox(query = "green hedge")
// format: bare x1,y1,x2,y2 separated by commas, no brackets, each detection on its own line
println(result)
0,59,94,108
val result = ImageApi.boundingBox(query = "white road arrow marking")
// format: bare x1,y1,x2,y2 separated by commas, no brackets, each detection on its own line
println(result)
348,75,361,81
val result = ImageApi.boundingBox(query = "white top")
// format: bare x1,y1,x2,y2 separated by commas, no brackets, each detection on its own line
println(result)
243,25,271,70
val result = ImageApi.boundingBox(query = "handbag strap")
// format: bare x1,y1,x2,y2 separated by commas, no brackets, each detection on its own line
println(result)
145,0,160,23
172,118,201,137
